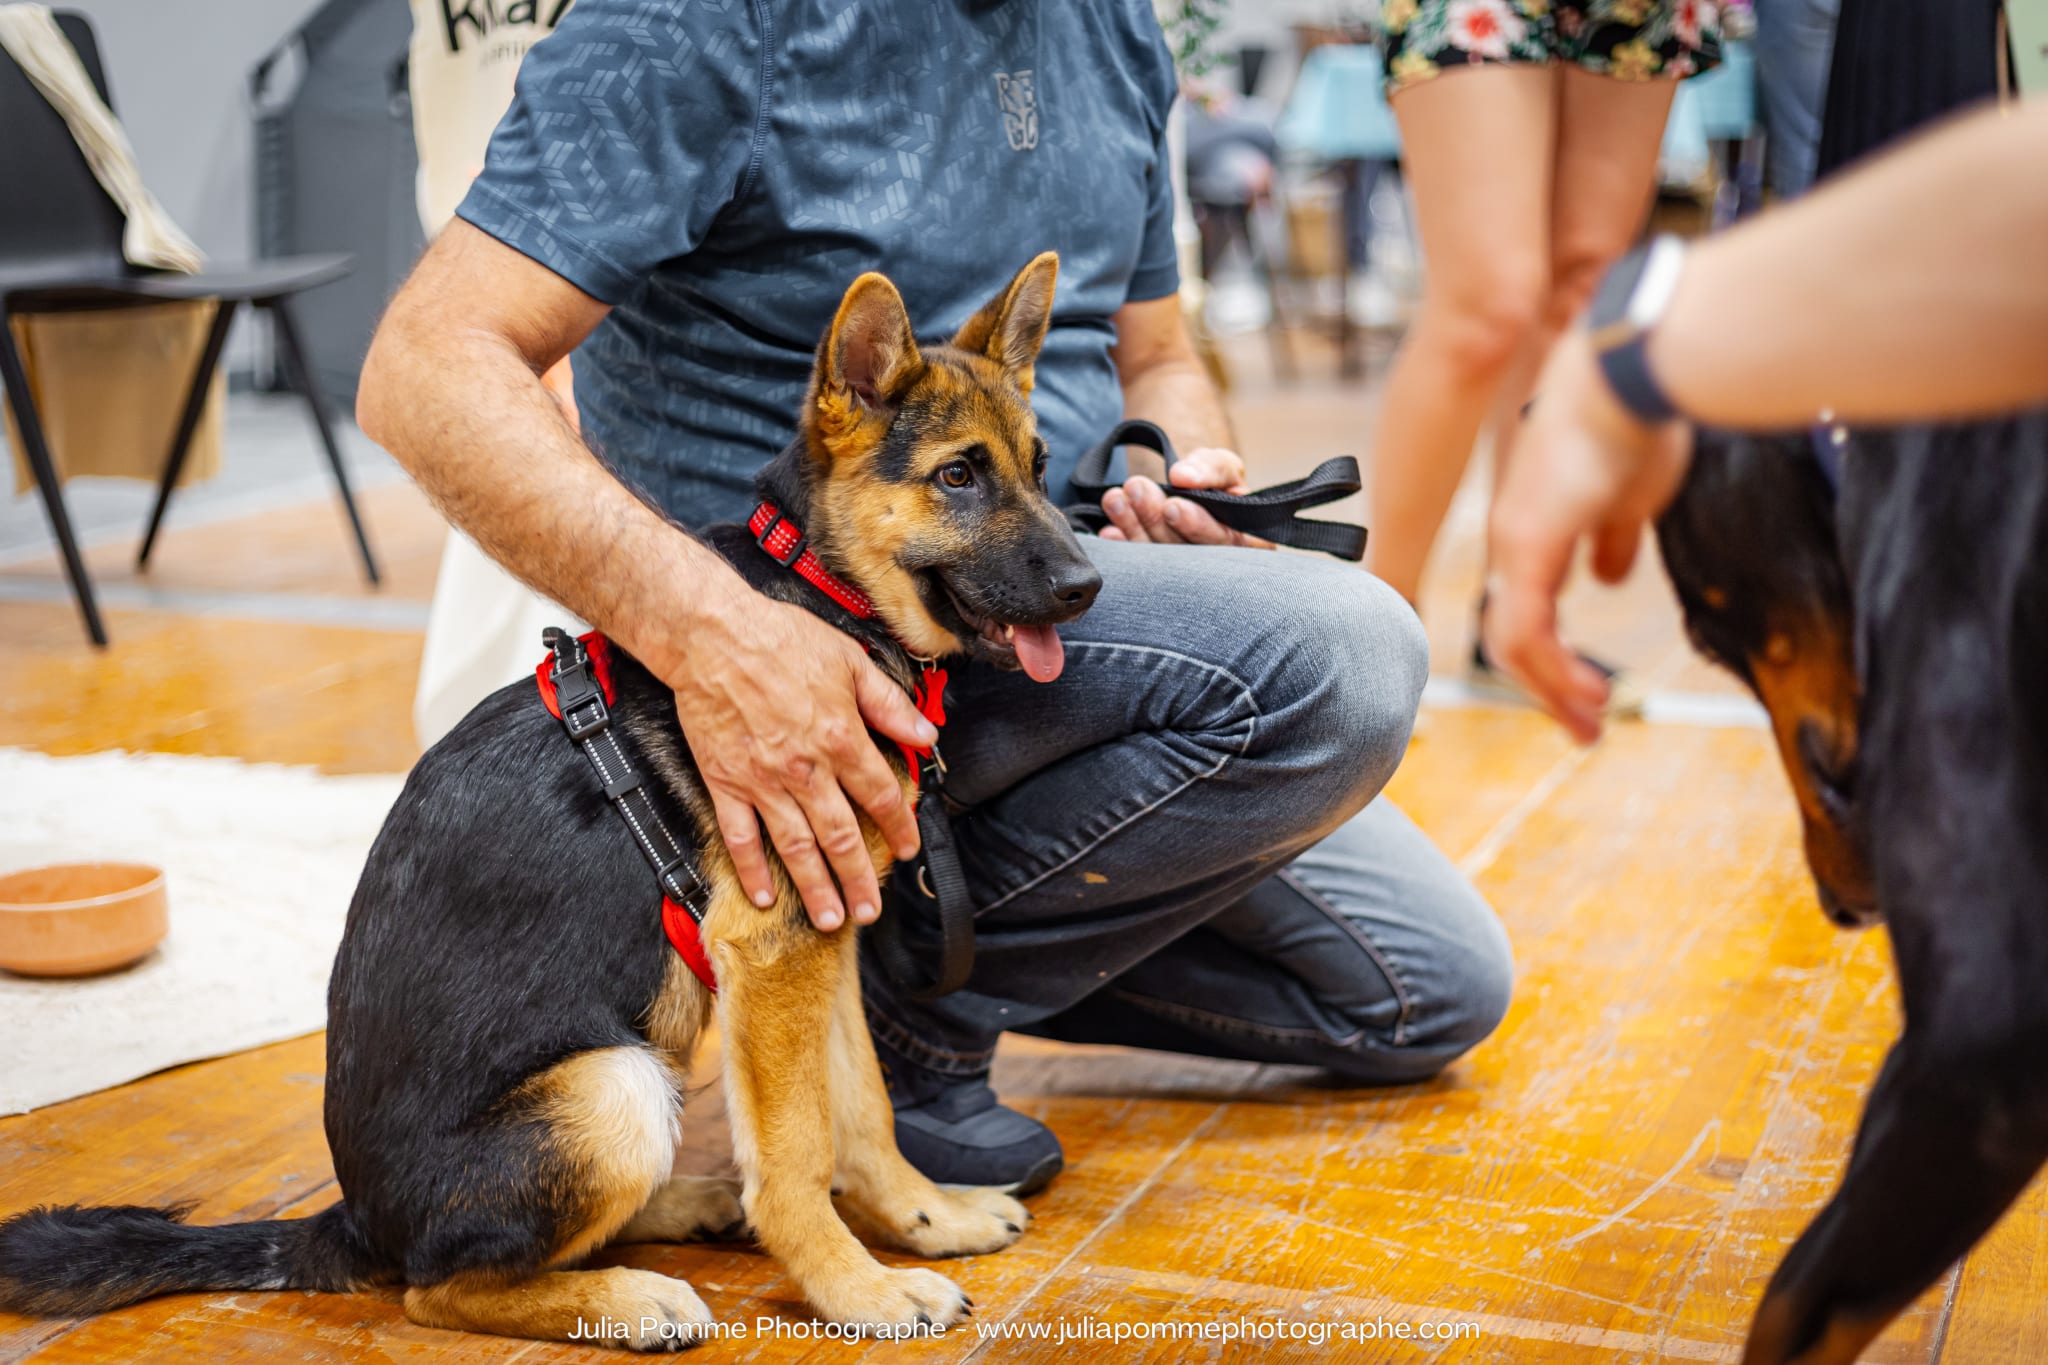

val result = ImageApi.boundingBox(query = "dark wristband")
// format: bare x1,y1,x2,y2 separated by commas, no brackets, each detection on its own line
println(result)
1596,330,1681,425
1587,236,1687,425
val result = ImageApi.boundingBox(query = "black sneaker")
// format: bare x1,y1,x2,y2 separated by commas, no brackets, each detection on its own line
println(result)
871,1029,1064,1196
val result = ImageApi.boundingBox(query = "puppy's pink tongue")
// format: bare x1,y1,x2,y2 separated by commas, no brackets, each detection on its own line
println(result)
1012,625,1065,682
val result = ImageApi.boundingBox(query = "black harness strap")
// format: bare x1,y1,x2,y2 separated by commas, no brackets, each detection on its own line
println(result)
542,627,713,925
1065,419,1369,561
545,624,971,1000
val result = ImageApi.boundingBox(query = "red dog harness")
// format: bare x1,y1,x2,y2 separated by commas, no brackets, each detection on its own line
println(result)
533,505,958,1000
536,630,719,993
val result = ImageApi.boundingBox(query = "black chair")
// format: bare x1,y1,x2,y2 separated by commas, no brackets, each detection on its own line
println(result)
0,10,378,647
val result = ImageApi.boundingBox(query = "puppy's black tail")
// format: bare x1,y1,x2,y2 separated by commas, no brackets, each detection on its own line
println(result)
0,1200,378,1316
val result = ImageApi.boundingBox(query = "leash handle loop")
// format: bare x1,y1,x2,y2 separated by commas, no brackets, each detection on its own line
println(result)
1064,419,1369,561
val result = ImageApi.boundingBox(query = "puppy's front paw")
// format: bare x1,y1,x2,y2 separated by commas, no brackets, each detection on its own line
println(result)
810,1266,971,1332
851,1268,970,1326
893,1185,1028,1258
612,1269,716,1352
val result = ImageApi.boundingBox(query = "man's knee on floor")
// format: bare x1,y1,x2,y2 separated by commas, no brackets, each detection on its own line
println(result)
1427,925,1514,1059
1326,981,1511,1087
1330,899,1513,1085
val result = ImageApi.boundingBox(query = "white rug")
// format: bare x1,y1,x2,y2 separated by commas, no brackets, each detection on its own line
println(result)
0,748,404,1114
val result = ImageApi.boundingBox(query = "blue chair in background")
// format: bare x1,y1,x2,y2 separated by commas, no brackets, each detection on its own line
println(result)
1670,39,1762,222
1274,45,1404,377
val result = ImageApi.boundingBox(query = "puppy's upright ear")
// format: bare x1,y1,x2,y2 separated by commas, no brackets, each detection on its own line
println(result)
814,272,924,449
950,251,1058,394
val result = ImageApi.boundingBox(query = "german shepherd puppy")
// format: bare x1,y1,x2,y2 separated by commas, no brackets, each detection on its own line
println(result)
1658,425,2048,1365
0,254,1101,1349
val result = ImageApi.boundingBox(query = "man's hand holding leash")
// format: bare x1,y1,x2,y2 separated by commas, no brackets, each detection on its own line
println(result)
1098,446,1277,549
1100,293,1272,550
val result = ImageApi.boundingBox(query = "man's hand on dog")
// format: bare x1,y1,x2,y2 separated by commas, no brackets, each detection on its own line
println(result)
1483,328,1692,745
1097,446,1275,549
671,595,934,931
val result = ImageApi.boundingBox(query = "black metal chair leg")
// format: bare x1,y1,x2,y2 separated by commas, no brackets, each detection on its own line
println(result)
264,298,380,586
137,298,238,568
1334,158,1365,382
1244,201,1297,386
0,319,107,646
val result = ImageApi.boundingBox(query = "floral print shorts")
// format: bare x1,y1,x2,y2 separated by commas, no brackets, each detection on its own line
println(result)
1379,0,1722,95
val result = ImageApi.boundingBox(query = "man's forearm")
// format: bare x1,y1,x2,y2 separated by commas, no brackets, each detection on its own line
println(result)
1652,99,2048,430
1122,356,1236,454
358,251,748,681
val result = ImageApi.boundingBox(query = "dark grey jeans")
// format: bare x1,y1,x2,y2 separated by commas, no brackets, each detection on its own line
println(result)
863,536,1513,1086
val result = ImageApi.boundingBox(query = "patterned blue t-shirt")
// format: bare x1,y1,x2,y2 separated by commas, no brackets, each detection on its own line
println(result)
457,0,1181,528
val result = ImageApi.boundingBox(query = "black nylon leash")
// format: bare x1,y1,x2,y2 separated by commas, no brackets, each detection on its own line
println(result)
1064,419,1369,561
868,741,976,1001
742,489,986,1002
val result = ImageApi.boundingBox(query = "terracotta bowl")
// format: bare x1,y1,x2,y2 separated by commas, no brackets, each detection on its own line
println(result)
0,862,168,977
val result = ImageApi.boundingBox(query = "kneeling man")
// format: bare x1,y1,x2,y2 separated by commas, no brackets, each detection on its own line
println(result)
358,0,1513,1196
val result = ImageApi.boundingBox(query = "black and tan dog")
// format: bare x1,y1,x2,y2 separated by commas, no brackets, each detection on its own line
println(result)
1658,424,2048,1365
0,254,1100,1349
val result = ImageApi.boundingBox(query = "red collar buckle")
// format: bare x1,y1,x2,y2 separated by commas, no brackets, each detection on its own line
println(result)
752,505,808,568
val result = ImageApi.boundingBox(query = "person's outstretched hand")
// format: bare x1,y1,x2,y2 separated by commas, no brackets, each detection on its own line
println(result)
1099,446,1276,548
666,592,934,932
1483,327,1693,744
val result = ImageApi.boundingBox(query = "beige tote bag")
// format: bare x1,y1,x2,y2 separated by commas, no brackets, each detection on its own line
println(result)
5,304,224,495
408,0,586,747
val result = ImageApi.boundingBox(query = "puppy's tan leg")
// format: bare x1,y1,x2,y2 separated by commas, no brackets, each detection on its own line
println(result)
827,929,1028,1258
614,1176,747,1245
406,1268,711,1353
711,883,968,1330
403,1045,714,1351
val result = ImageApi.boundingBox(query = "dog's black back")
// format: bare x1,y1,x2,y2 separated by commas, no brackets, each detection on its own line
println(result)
1660,421,2048,1365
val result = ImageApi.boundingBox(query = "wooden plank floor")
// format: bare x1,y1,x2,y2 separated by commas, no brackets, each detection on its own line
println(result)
4,361,2044,1361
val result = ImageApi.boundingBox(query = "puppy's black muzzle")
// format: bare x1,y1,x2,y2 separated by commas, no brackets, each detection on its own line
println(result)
955,519,1100,628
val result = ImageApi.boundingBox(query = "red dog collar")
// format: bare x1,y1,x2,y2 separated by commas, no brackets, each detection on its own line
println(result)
750,500,948,790
750,502,877,619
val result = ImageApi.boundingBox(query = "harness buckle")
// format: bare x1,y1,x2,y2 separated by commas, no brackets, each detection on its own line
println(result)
561,691,610,740
547,636,611,740
754,510,808,568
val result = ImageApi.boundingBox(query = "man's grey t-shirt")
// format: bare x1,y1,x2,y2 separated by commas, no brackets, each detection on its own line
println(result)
457,0,1181,528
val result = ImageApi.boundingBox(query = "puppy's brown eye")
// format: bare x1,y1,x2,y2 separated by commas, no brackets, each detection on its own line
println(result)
938,461,974,489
